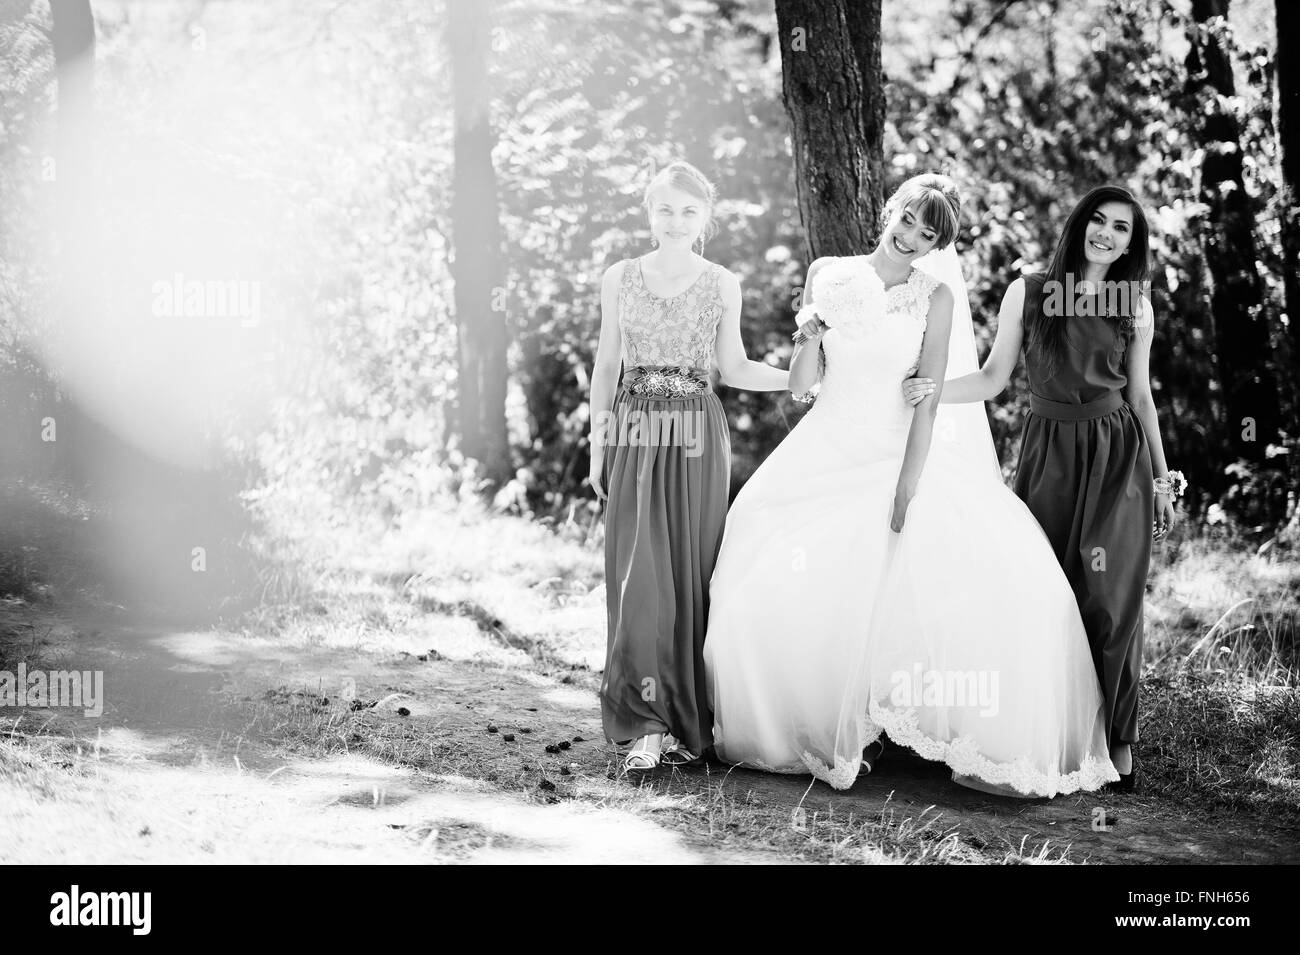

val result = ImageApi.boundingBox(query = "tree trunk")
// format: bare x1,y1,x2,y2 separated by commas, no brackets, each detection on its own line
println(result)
1276,0,1300,408
774,0,885,261
1186,0,1282,463
447,0,511,487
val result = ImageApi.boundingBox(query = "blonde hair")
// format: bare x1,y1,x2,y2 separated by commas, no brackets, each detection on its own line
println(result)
644,160,719,246
883,173,962,249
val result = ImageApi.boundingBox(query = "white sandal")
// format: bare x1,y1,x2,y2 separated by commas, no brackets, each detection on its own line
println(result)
623,733,664,771
661,733,700,766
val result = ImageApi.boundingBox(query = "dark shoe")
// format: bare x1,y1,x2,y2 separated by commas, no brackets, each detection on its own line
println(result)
1105,760,1138,793
859,739,886,776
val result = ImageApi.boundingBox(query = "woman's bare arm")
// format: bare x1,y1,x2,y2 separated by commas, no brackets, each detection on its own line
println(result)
714,268,790,391
587,262,625,500
891,282,954,531
903,277,1025,405
788,257,832,396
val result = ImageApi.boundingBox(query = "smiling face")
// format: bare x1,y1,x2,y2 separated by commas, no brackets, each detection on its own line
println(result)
1082,200,1134,269
879,201,942,264
647,184,709,250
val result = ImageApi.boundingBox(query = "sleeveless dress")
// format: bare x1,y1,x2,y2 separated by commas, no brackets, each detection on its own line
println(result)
599,256,731,755
704,257,1118,796
1014,273,1154,749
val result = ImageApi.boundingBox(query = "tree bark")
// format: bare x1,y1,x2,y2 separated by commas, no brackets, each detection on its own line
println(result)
774,0,885,261
447,0,511,486
1186,0,1282,463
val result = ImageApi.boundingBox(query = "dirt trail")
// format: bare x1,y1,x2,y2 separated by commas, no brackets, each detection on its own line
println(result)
3,597,1297,864
0,601,769,864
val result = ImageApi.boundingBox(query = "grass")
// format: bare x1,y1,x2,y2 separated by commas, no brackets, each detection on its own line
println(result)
1141,672,1300,820
241,491,608,667
1139,532,1300,822
1147,533,1299,679
0,728,87,801
0,478,103,606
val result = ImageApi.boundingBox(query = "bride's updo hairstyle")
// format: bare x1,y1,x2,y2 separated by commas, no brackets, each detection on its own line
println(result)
882,173,962,250
644,159,719,247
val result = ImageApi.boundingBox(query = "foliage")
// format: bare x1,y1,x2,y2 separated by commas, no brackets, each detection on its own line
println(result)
0,0,1293,539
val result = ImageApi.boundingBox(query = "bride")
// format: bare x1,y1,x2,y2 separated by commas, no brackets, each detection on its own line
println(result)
703,174,1118,796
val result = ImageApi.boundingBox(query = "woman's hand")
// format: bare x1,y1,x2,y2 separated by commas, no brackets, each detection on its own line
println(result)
792,314,829,346
902,376,936,407
1153,492,1175,541
589,448,607,502
890,483,915,533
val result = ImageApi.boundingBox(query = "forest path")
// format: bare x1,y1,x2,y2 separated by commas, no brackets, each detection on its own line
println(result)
3,591,1296,865
0,599,766,864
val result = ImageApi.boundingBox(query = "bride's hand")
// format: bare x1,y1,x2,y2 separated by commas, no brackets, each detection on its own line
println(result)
890,485,914,533
902,376,935,407
792,315,828,346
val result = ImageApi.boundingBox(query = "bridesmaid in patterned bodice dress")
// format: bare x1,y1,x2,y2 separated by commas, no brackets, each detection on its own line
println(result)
906,185,1178,792
588,161,788,770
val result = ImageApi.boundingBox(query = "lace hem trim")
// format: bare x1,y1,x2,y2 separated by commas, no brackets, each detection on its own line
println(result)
799,714,883,791
800,751,866,791
865,700,1119,797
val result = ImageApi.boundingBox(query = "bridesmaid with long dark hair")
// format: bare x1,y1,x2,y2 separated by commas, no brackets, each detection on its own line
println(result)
588,161,788,771
903,185,1182,790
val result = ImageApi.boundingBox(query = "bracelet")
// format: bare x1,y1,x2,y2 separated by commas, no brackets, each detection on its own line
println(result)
1153,470,1187,500
792,389,816,404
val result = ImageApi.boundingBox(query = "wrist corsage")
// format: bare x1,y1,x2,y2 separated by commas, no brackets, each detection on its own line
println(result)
1153,470,1187,501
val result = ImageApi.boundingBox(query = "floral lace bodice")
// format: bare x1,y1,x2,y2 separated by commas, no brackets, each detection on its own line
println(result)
617,257,723,370
811,258,941,429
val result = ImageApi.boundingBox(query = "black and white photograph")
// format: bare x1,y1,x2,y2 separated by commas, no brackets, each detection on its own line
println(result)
0,0,1296,901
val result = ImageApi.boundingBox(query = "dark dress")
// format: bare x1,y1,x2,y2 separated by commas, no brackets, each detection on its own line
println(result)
599,256,731,755
1013,273,1153,748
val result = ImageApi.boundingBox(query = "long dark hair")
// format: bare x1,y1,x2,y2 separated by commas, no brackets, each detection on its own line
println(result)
1026,185,1152,377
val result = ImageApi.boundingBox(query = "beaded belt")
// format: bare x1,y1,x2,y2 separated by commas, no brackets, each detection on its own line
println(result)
1029,390,1124,421
622,365,711,398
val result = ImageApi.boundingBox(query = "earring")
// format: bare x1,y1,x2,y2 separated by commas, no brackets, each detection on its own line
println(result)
652,236,659,247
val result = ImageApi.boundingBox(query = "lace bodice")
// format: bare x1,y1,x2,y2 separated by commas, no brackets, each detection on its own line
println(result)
811,258,940,429
617,257,723,370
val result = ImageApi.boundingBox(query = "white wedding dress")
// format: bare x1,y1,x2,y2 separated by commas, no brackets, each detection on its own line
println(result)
703,254,1118,797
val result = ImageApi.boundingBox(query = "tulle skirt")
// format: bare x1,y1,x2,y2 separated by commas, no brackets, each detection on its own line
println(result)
704,407,1118,796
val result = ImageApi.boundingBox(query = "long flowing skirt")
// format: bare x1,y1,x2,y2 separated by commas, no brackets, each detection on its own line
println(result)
1013,395,1153,747
704,405,1118,796
600,385,731,755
